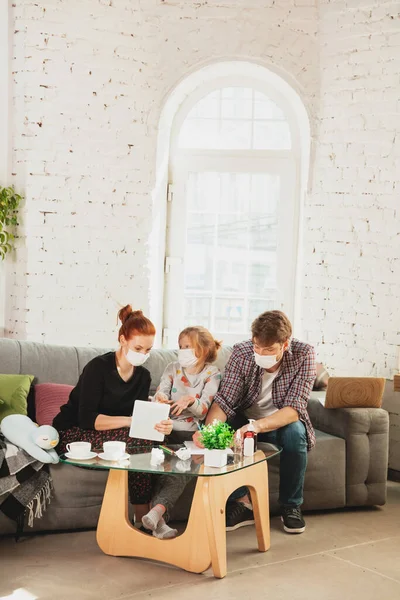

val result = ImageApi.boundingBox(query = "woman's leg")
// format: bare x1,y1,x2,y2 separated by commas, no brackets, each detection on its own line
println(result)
57,427,153,520
123,436,153,518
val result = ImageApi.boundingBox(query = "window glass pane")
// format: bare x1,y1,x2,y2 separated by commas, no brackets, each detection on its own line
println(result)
253,121,291,150
190,91,219,119
221,87,253,119
254,92,285,119
216,261,246,293
218,214,248,249
185,296,212,327
184,214,215,291
219,173,249,214
248,262,277,295
187,171,220,213
214,298,245,333
248,297,277,329
178,87,291,150
178,119,219,149
219,119,252,149
180,170,282,344
250,173,279,214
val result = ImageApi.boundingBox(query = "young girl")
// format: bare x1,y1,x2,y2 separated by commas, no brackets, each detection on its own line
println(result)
142,326,222,539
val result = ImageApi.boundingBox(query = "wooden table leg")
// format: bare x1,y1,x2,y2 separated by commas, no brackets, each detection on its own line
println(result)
203,476,228,578
203,455,271,578
246,460,270,552
96,469,211,574
96,453,270,578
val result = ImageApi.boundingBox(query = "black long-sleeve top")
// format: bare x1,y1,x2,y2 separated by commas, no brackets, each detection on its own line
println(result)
53,352,151,431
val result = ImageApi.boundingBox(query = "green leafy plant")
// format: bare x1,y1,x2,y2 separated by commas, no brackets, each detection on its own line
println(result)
0,186,22,260
200,420,234,450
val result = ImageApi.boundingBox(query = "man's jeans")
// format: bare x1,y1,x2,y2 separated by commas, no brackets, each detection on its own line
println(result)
229,416,308,507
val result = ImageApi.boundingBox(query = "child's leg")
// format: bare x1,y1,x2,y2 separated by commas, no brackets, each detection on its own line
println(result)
142,474,191,539
152,474,192,521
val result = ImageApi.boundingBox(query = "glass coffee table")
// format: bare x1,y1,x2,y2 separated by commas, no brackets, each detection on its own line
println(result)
60,444,281,579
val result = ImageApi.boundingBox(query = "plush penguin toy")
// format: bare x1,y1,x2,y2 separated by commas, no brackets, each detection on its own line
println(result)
1,414,60,464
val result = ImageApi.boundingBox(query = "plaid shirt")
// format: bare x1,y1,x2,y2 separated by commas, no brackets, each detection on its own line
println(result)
214,338,317,450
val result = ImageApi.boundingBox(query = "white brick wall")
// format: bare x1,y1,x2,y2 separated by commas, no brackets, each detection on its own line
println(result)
303,0,400,378
4,1,400,378
6,0,318,347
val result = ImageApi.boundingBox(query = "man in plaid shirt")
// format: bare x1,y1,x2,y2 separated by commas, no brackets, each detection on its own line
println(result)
194,310,316,534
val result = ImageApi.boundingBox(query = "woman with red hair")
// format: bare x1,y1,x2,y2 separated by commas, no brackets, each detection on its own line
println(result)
53,305,172,525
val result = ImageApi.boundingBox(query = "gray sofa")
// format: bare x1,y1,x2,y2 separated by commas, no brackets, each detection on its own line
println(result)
0,338,390,535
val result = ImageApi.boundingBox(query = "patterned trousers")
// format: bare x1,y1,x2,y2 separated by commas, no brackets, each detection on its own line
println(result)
57,426,153,505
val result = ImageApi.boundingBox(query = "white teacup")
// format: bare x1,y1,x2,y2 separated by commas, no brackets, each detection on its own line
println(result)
66,442,91,457
103,441,126,460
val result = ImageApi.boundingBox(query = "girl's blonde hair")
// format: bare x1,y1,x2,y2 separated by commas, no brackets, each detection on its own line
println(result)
179,326,222,367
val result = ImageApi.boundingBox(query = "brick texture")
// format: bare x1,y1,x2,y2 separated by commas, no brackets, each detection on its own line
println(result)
7,0,318,347
5,1,400,378
303,0,400,378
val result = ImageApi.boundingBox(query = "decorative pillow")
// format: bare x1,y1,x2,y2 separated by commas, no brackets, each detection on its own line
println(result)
0,374,34,422
324,377,385,409
313,363,329,390
35,383,73,426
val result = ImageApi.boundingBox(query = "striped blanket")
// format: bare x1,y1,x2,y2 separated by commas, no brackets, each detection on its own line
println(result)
0,433,52,534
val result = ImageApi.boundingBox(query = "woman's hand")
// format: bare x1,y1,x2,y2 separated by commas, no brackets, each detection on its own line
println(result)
155,392,171,404
192,430,204,448
154,418,173,435
170,395,195,416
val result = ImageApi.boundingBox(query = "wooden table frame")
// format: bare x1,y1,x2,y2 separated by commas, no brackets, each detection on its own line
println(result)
96,450,271,578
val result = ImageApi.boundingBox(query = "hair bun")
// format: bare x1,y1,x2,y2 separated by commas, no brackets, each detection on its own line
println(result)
118,305,144,325
118,304,133,324
214,339,222,351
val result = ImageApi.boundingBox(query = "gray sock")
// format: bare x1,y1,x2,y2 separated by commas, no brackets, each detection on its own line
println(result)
153,518,178,540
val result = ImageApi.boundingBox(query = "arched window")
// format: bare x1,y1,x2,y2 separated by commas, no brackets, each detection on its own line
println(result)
151,63,310,348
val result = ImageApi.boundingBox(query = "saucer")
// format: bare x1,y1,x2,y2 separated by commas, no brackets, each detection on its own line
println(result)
98,452,130,462
65,451,98,460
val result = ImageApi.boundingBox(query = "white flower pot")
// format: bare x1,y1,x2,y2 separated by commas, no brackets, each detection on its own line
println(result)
204,449,228,468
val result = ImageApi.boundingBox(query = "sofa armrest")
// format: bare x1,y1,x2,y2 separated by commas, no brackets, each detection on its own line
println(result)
307,397,389,507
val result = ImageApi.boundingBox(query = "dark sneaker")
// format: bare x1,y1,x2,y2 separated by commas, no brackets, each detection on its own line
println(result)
226,501,255,531
281,506,306,534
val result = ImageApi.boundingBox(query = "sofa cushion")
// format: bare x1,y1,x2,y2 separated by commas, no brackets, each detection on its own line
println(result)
0,374,34,422
35,383,74,426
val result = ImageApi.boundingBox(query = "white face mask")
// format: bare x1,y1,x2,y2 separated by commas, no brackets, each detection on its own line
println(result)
126,348,149,367
178,348,198,368
254,352,279,370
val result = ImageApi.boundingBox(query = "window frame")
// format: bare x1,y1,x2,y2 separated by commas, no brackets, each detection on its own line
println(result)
162,76,302,348
170,76,301,157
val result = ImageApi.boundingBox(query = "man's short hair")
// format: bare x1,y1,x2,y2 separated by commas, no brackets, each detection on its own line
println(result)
251,310,292,346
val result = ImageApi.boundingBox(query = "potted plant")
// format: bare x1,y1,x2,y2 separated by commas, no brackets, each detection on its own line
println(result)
200,420,234,468
0,185,22,260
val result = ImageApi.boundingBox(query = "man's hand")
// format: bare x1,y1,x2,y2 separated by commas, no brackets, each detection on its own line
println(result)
155,392,171,404
238,420,262,438
170,395,195,416
192,430,204,448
